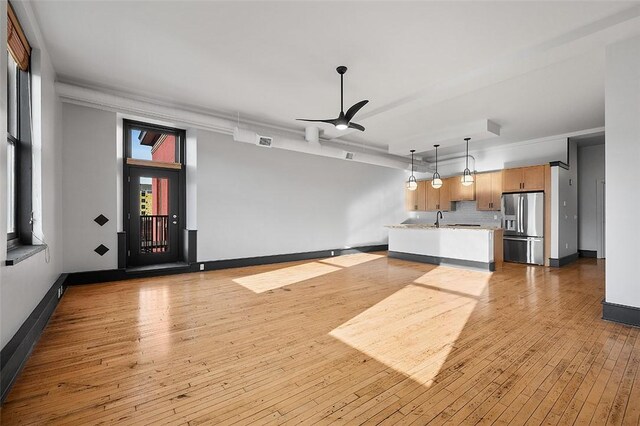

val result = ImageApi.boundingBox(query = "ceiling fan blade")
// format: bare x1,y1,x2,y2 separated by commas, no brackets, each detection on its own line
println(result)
348,122,365,132
296,118,338,125
344,100,369,121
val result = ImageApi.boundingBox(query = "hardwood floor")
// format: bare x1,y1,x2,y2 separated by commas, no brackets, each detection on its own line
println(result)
2,253,638,425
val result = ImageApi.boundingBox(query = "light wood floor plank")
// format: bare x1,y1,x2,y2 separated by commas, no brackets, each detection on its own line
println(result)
1,255,638,425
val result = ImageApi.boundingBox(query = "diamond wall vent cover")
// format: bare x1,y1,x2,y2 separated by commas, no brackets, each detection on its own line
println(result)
94,214,109,226
94,244,109,256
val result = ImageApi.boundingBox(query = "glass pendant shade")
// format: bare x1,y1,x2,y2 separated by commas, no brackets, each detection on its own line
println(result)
461,170,474,186
432,144,442,188
407,177,418,191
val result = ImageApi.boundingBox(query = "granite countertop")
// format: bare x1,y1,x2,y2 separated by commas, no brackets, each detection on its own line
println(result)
385,224,502,231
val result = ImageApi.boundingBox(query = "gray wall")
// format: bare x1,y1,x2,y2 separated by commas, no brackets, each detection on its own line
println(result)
61,104,118,272
196,130,406,261
605,35,640,308
0,4,64,348
578,144,605,252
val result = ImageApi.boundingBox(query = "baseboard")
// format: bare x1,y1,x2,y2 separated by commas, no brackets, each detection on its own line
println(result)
579,250,597,258
602,300,640,328
1,274,67,402
549,252,579,267
388,251,495,272
65,244,389,285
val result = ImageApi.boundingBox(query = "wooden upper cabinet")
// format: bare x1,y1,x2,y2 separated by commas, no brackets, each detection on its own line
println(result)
522,166,545,191
502,168,523,193
417,180,428,211
425,179,451,211
502,165,545,193
450,175,476,201
476,171,502,211
405,186,418,211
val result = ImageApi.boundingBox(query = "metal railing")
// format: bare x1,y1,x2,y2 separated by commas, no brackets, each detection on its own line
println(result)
140,215,169,253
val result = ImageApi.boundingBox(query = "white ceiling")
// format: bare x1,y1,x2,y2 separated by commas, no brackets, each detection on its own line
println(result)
30,1,640,158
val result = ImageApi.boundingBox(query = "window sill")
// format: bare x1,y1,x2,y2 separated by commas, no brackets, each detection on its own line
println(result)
6,244,47,266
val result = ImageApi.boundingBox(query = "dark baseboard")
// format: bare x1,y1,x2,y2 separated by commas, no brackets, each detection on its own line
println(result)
184,230,197,264
117,232,126,269
549,252,579,267
602,300,640,328
1,274,67,402
195,245,387,272
65,244,389,285
579,250,597,258
388,251,495,272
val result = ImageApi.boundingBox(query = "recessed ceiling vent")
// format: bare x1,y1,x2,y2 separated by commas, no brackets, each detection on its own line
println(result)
345,152,354,160
257,136,273,147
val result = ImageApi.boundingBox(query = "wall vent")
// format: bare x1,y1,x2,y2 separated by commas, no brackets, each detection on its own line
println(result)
345,152,354,160
257,136,273,147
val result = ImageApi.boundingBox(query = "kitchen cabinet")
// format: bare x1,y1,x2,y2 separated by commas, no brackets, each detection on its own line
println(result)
426,179,451,211
502,165,545,192
476,171,502,211
450,175,475,201
417,180,427,211
404,180,427,211
405,186,418,211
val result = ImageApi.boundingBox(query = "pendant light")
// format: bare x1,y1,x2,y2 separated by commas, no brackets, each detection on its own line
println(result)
461,137,474,186
407,150,418,191
432,144,443,189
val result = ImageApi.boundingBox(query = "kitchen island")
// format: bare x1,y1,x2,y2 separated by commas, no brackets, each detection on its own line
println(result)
387,224,503,271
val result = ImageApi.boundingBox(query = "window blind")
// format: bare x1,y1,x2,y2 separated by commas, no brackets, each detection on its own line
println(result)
7,2,31,71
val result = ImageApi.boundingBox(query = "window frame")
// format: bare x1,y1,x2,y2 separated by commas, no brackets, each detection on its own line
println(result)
6,50,32,249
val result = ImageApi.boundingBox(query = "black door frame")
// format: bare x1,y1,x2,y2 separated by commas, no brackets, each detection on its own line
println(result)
123,120,186,268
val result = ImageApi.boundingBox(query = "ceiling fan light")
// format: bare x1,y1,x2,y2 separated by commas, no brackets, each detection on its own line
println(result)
335,123,348,130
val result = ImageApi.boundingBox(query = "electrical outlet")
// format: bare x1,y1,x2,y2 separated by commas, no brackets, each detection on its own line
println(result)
57,287,62,299
331,251,335,256
199,263,205,271
494,215,498,220
565,243,569,249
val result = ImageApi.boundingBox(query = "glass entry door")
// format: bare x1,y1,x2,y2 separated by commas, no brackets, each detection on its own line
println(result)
127,167,181,266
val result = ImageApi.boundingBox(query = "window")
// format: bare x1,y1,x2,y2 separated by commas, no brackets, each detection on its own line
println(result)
6,2,32,248
124,121,183,166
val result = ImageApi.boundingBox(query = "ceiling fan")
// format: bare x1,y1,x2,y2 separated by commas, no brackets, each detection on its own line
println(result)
297,66,368,132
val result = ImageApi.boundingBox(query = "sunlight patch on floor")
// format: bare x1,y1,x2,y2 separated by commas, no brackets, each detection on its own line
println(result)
233,262,342,293
320,252,384,268
330,266,490,385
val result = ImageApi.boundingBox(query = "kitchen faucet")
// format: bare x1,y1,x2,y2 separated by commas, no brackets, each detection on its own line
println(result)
435,211,443,228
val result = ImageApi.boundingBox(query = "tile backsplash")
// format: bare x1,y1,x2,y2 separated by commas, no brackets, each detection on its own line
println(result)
404,201,502,227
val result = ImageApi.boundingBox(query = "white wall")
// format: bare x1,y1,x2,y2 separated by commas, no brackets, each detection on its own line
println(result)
551,164,578,260
436,137,568,177
196,130,406,261
605,35,640,308
577,144,605,252
61,104,118,272
1,4,64,348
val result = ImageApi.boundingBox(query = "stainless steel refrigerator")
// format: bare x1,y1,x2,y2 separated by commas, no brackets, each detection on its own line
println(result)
501,192,544,265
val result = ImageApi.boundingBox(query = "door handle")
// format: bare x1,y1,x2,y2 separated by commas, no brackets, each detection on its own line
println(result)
173,214,177,219
172,221,177,225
